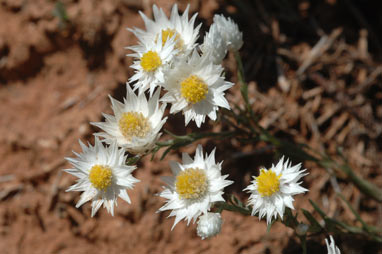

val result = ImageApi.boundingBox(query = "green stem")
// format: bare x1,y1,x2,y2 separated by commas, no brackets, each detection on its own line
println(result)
257,125,382,202
154,130,238,160
300,235,307,254
339,164,382,202
234,51,257,125
317,157,382,202
337,193,370,231
232,39,381,202
214,201,251,215
234,51,248,105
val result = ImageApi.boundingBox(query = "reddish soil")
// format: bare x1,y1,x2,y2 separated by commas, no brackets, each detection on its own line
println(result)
0,0,381,254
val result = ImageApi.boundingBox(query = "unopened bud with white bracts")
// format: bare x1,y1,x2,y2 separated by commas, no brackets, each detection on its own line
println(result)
196,212,223,240
213,14,243,52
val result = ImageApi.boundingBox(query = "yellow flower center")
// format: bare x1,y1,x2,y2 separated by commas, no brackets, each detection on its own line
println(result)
158,28,183,50
175,168,208,200
180,75,208,104
257,169,282,197
89,165,112,191
118,112,150,141
140,50,162,72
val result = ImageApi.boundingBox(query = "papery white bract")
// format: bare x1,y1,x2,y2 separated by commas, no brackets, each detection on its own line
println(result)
65,138,139,216
91,84,167,155
161,50,233,127
325,236,341,254
200,23,227,64
244,157,308,224
158,145,233,229
213,14,243,51
196,212,223,240
129,4,201,55
128,33,177,96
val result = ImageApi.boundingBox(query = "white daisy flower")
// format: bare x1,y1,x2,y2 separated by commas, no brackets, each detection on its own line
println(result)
200,22,227,64
128,32,178,96
196,212,223,240
244,157,308,224
161,50,233,127
325,236,341,254
158,145,233,229
65,138,139,217
91,84,167,155
213,14,243,51
129,4,201,55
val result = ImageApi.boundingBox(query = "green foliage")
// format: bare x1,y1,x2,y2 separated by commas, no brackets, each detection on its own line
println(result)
301,209,322,234
126,155,141,166
150,51,382,245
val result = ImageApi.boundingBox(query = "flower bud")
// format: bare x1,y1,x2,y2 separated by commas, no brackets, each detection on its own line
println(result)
213,14,243,52
196,212,222,240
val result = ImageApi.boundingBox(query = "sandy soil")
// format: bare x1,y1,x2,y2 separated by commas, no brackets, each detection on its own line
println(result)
0,0,381,253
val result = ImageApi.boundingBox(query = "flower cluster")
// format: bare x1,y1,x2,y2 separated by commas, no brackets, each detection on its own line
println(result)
64,4,310,241
126,4,242,127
